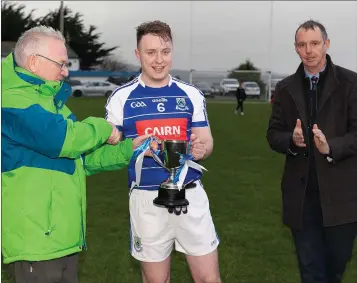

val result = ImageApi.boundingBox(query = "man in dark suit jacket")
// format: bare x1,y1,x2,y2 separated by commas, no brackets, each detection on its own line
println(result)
267,20,357,283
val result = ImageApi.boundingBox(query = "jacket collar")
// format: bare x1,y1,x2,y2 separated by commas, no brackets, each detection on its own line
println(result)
287,54,339,126
5,53,72,109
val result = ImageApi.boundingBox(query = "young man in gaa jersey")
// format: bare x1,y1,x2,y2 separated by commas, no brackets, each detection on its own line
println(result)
105,21,221,283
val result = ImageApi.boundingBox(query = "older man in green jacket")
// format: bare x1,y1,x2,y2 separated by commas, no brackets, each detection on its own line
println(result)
1,25,149,283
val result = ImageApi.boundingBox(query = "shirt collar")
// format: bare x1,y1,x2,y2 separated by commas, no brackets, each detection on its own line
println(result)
138,73,173,88
304,63,326,80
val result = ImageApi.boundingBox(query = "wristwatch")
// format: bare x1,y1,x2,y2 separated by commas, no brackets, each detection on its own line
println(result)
325,149,334,164
326,155,334,163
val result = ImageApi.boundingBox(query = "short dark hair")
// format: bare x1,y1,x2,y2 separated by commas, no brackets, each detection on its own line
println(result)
295,20,328,42
136,20,172,46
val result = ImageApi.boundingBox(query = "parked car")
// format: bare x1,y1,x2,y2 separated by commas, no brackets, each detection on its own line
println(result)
71,81,118,97
194,81,214,98
65,79,82,86
220,78,239,96
107,76,132,86
242,81,261,99
211,82,225,96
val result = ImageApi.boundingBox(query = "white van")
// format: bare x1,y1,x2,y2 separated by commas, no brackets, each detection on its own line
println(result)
242,81,261,99
220,78,239,95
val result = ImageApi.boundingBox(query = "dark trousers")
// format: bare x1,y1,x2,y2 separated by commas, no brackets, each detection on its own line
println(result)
13,253,78,283
291,190,357,283
236,100,244,112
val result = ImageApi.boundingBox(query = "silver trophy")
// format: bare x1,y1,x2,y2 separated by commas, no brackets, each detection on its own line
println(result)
152,140,190,215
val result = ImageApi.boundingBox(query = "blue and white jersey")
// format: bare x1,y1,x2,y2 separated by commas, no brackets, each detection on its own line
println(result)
105,74,209,190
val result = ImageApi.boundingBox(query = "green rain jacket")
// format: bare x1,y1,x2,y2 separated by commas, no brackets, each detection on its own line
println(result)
1,53,133,264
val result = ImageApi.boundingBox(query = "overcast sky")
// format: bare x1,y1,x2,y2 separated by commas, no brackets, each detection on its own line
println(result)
13,1,357,75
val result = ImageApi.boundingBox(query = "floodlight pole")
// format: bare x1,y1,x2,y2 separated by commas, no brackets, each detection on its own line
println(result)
59,1,64,35
267,1,274,102
189,1,194,84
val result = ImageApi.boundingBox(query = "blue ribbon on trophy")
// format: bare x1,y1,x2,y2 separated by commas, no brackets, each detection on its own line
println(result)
129,136,160,192
172,141,207,190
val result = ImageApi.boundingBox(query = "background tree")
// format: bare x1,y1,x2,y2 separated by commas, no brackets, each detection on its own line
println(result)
38,6,117,69
228,59,266,96
2,2,119,70
1,1,38,41
235,59,259,71
100,56,128,71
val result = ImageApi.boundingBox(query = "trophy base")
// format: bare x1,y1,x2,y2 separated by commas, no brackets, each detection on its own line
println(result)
153,183,189,215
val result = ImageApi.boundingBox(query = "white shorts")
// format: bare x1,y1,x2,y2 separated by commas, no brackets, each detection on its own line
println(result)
129,181,220,262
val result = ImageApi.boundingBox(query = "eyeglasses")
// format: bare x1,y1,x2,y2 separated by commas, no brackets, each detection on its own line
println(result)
34,54,70,70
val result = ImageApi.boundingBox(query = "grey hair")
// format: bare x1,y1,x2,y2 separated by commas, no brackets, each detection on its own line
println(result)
295,20,328,43
14,25,65,68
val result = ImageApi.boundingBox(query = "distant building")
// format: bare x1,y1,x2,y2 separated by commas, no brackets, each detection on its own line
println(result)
1,41,80,71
